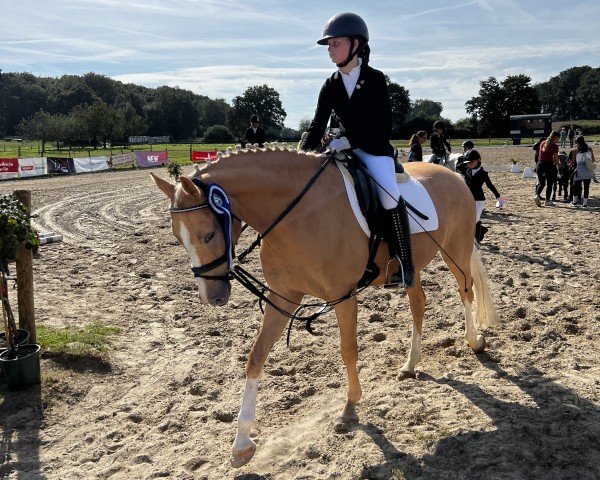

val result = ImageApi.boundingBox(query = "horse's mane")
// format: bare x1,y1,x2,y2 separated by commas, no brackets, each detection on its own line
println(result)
191,144,326,177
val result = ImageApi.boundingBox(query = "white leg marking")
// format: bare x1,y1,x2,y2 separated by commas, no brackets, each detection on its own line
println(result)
232,377,258,456
176,223,209,303
402,322,422,373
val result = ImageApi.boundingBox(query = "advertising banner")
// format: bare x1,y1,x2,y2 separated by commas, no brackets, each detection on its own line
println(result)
107,152,135,168
192,150,219,162
47,157,76,174
18,157,47,178
73,156,110,173
0,158,19,180
135,151,168,168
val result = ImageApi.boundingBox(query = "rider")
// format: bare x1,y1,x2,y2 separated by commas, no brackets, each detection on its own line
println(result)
429,121,452,164
299,12,414,288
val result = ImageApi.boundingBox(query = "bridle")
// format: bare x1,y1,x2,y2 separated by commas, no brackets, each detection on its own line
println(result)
169,177,236,282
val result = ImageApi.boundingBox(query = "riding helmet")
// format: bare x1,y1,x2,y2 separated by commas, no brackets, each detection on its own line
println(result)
462,140,474,150
433,121,445,130
250,115,260,123
317,12,369,45
464,149,481,163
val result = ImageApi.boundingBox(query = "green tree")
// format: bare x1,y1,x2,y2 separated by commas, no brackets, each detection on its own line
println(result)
145,86,201,140
409,99,443,121
386,77,410,138
575,68,600,119
17,110,61,154
203,124,235,143
228,85,286,140
536,66,593,120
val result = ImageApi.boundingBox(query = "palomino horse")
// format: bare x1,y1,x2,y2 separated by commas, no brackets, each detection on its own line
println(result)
151,147,498,467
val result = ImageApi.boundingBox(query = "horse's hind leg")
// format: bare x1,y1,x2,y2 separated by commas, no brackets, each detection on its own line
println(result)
399,272,425,380
231,294,301,468
442,250,486,354
333,297,361,432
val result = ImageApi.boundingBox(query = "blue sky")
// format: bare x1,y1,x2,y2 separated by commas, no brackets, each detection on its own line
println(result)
2,0,599,130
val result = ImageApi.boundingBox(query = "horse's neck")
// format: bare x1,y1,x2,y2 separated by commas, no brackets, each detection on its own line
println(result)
204,150,327,232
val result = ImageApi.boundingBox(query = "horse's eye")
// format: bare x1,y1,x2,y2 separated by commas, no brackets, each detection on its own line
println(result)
204,232,215,243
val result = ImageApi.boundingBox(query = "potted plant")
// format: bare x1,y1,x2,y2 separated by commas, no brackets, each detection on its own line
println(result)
0,193,41,390
510,158,521,173
166,161,182,181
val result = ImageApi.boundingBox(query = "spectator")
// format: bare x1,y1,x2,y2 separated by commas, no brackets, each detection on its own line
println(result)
456,149,504,243
299,12,414,288
462,140,474,153
534,131,561,207
407,130,427,161
559,127,568,148
570,135,596,208
429,121,451,163
568,126,575,148
245,115,265,148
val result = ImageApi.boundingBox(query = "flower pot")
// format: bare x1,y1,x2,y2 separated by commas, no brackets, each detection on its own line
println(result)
510,163,521,173
0,344,41,391
0,328,30,348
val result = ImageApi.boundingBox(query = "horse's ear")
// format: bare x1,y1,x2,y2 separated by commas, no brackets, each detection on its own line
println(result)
150,172,175,200
179,176,203,201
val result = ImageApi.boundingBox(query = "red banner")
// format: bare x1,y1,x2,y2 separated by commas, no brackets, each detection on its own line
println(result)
0,158,19,180
192,151,219,163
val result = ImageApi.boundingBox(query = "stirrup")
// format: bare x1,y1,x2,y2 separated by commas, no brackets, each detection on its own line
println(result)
383,257,414,289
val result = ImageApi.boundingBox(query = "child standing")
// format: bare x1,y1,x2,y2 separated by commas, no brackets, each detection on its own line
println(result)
457,149,505,243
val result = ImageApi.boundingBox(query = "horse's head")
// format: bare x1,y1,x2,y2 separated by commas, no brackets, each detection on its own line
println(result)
151,172,233,306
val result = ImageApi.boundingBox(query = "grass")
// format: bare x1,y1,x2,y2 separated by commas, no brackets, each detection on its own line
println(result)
37,322,120,357
2,129,599,166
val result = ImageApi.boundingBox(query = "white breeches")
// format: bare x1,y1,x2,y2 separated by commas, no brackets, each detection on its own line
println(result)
475,200,485,222
353,148,399,210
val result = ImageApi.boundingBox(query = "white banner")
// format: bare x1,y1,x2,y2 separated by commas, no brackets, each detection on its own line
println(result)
73,156,110,173
107,152,135,168
18,157,47,178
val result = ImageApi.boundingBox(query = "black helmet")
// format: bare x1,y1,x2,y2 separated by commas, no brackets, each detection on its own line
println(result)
462,140,474,150
317,13,369,45
433,121,445,130
464,149,481,162
250,115,259,123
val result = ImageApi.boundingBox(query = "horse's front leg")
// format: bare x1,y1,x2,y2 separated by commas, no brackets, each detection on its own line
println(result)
230,295,299,468
333,297,361,433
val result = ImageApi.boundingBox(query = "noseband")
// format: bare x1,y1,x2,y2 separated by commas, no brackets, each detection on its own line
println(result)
169,178,234,281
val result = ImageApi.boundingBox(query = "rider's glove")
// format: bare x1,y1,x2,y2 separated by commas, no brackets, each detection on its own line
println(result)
495,197,506,208
329,137,351,153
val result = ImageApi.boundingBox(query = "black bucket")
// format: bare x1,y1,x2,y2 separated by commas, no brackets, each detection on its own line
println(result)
0,344,41,390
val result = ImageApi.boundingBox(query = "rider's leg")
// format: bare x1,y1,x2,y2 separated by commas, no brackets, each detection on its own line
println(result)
353,149,414,288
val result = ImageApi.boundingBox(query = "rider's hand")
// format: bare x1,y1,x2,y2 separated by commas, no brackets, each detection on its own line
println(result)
329,137,351,153
496,197,506,208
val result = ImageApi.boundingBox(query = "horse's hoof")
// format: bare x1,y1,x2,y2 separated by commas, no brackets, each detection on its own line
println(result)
230,443,256,468
334,416,357,434
472,335,486,354
398,369,416,380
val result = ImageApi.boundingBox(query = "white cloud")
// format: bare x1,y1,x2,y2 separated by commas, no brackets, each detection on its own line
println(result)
2,0,599,128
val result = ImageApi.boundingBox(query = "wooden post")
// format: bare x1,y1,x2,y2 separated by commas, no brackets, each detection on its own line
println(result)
14,190,36,343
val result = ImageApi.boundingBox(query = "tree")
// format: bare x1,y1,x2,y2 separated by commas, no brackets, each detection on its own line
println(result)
17,110,62,154
386,77,410,138
409,99,443,121
145,86,201,140
203,125,235,143
466,75,539,136
228,85,286,139
536,66,593,120
575,68,600,119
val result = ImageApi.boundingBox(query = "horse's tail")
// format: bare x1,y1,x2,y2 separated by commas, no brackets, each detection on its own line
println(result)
470,247,499,327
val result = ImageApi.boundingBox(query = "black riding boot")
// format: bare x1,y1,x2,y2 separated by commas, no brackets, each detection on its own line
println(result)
475,221,488,243
384,197,415,288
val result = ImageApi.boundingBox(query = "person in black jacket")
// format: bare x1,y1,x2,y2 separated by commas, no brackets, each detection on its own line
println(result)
244,115,265,147
429,120,451,163
457,149,505,243
299,12,413,288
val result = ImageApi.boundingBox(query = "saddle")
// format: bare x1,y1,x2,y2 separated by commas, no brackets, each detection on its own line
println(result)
336,148,413,236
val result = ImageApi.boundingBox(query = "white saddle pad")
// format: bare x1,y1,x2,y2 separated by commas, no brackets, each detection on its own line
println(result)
336,162,439,237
